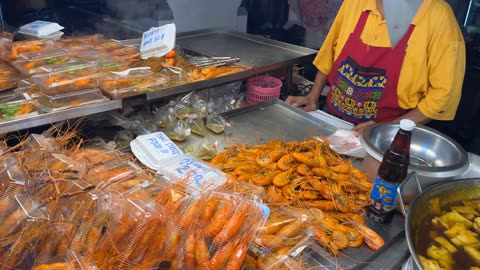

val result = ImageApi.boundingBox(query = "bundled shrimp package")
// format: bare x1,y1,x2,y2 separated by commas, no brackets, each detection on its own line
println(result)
252,206,311,254
175,191,270,270
82,193,167,269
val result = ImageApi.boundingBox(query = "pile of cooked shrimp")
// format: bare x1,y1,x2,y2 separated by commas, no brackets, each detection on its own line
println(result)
210,138,384,265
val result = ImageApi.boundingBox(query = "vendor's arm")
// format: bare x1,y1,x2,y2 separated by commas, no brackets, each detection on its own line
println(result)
352,108,430,133
286,71,327,111
393,107,430,124
286,1,347,111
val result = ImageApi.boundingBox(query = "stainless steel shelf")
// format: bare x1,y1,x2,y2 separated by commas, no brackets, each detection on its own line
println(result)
0,29,317,134
0,100,122,134
122,28,318,101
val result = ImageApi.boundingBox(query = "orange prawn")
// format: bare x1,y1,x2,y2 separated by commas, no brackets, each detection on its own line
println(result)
250,171,279,186
312,226,339,255
209,241,236,269
256,150,285,166
277,154,296,170
204,201,235,238
225,242,248,270
178,198,201,229
212,205,250,246
350,221,384,250
195,230,210,266
306,178,333,200
273,168,294,187
199,198,220,226
210,152,228,166
296,164,313,176
184,230,196,270
303,200,336,212
292,152,317,167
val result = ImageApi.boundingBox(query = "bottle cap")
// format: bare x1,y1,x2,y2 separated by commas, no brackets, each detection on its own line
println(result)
399,119,416,131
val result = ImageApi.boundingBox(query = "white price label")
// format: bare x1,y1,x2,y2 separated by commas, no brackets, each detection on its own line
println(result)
131,132,183,168
156,155,227,191
140,23,176,59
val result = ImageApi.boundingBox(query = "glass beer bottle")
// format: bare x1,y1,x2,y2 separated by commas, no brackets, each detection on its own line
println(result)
367,119,415,223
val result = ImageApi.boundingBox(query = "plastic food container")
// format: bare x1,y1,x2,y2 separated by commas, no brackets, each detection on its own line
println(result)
96,59,129,72
12,48,71,75
0,63,20,91
14,79,42,98
57,35,105,51
70,49,107,61
58,34,105,45
108,47,140,63
4,39,55,61
31,62,103,95
99,69,167,99
37,88,109,112
0,99,38,121
94,39,124,52
246,75,282,104
0,92,28,104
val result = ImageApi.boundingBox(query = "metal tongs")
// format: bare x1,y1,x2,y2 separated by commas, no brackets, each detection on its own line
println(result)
188,56,240,67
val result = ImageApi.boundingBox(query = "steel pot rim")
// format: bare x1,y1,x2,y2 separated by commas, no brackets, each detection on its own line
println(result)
361,123,469,177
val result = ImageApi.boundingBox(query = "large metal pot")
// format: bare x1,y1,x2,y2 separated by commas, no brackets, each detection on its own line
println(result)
402,177,480,269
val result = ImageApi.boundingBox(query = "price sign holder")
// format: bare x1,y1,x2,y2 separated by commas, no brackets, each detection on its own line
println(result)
140,23,176,59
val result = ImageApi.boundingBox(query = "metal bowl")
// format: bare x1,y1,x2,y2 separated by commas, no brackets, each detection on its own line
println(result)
360,123,469,188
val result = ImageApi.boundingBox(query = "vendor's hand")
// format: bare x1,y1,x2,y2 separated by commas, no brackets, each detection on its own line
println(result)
285,95,318,112
352,120,376,134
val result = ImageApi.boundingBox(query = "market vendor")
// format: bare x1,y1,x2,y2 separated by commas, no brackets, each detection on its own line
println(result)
286,0,466,133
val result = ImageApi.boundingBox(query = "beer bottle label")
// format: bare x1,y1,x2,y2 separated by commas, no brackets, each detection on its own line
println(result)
369,176,399,212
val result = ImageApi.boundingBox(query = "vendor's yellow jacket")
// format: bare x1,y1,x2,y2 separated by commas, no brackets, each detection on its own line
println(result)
314,0,465,120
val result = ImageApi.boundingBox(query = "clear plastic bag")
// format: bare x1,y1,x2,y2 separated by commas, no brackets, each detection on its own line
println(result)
174,102,192,120
185,113,206,137
187,136,219,160
192,99,208,119
155,106,177,128
164,120,191,141
206,113,226,134
324,129,365,158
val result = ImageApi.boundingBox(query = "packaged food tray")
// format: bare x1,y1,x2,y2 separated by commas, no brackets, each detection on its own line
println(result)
99,69,167,99
31,62,103,95
12,48,72,75
37,88,109,112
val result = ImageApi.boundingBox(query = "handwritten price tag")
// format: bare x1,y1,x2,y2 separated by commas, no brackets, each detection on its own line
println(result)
133,132,183,165
140,23,176,59
156,155,228,191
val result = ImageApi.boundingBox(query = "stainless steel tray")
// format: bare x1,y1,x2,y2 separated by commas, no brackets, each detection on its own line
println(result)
175,99,407,269
0,99,122,134
175,99,337,152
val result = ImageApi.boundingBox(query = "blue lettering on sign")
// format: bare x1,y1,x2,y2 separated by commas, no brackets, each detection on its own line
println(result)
29,21,50,29
142,28,166,48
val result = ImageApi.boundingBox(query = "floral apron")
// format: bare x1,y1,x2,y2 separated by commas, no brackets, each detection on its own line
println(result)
326,11,415,124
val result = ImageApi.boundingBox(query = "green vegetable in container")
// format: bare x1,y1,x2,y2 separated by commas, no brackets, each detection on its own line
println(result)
0,103,21,120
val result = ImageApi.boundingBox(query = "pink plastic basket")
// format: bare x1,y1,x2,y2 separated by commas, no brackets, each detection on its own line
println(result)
246,75,283,104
